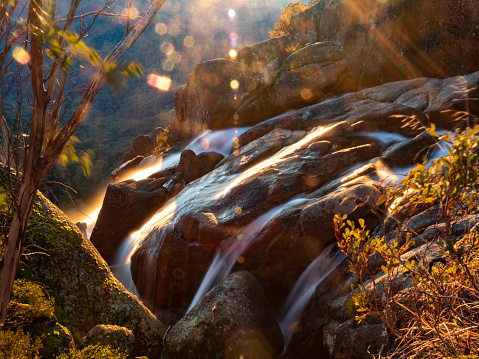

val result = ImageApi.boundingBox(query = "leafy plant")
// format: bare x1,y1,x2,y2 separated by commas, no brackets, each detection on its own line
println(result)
335,125,479,358
57,344,127,359
269,2,307,38
0,328,43,359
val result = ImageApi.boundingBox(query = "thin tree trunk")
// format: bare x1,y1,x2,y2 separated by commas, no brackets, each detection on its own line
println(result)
0,0,166,329
0,176,41,327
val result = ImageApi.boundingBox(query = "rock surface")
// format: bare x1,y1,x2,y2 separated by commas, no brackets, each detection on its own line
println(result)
164,271,283,359
131,71,479,315
79,325,135,356
90,178,168,263
20,193,166,357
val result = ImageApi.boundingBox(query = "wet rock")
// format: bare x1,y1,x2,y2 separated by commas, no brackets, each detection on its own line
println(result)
176,149,225,183
164,271,283,359
243,183,381,306
382,132,437,165
111,156,144,182
219,128,307,174
79,325,135,357
90,178,168,263
307,140,332,155
131,229,216,312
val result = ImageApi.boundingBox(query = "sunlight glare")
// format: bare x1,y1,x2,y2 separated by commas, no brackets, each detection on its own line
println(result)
214,125,337,199
229,49,237,59
148,74,172,92
230,80,239,89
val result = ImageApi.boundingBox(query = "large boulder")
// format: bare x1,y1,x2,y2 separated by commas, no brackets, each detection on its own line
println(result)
18,193,166,357
176,149,225,184
292,0,479,89
170,59,258,139
164,271,284,359
90,178,168,263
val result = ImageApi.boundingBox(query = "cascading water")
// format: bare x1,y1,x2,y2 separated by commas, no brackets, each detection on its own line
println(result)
187,196,310,312
105,127,251,293
278,244,346,351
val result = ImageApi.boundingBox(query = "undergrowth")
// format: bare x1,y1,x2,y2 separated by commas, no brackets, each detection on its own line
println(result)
335,126,479,358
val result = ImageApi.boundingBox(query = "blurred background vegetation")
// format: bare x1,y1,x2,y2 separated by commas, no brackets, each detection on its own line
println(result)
21,0,298,212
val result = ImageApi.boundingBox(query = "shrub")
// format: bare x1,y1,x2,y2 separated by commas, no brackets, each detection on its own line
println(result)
6,279,55,329
269,2,307,38
56,344,127,359
0,328,42,359
335,126,479,358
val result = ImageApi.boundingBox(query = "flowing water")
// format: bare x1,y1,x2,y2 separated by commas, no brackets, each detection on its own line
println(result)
278,244,346,351
187,196,310,312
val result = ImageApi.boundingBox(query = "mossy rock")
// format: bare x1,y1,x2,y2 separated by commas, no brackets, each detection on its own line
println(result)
79,325,135,357
15,192,166,357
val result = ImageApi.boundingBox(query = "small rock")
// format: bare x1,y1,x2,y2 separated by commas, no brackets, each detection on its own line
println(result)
79,325,135,357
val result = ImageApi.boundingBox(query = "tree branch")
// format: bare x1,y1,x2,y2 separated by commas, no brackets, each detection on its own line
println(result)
41,0,166,174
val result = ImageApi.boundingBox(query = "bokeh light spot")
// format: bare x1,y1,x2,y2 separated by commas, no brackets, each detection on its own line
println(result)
161,42,174,55
228,9,236,18
229,49,237,59
155,23,167,35
230,80,239,89
233,137,240,149
168,23,181,37
184,36,195,48
237,234,243,240
235,206,242,214
168,51,182,64
162,60,175,71
237,256,245,264
301,88,313,100
122,6,138,17
201,138,210,150
147,74,171,92
13,47,29,65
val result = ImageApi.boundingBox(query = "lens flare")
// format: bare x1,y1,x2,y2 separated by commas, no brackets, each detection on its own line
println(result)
228,9,236,18
168,51,182,63
184,36,195,48
301,88,313,100
229,49,237,59
147,74,172,92
13,47,29,65
155,23,167,35
230,80,239,89
162,60,174,71
122,6,138,17
201,138,210,150
230,33,238,47
161,42,174,55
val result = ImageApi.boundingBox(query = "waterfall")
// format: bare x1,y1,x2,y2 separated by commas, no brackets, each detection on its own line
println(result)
187,196,309,312
278,244,346,351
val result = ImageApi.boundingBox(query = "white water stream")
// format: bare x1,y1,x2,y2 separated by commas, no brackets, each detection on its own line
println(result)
187,196,310,312
278,244,346,351
76,121,439,348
